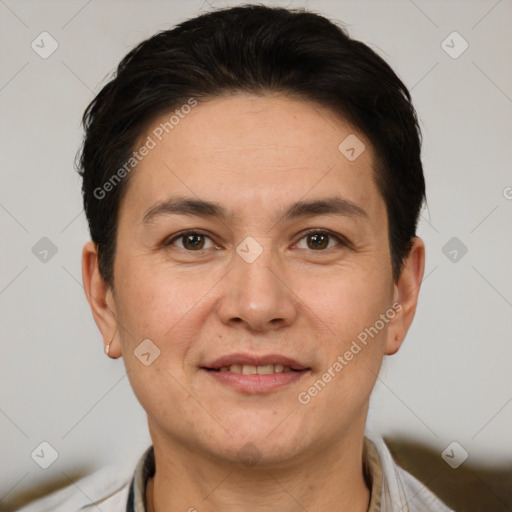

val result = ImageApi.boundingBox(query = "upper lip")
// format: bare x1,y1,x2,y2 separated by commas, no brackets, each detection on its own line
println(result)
203,353,310,371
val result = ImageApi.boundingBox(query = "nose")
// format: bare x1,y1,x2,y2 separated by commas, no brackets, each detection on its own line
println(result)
216,242,298,333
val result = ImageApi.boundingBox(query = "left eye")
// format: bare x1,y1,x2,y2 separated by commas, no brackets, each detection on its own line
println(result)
296,231,343,251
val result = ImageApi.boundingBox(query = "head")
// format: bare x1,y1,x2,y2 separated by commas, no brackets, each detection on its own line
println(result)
81,5,425,467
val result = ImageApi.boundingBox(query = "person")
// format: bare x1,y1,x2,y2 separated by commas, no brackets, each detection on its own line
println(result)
18,5,454,511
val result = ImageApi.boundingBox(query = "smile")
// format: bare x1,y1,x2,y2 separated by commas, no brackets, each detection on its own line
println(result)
213,364,298,374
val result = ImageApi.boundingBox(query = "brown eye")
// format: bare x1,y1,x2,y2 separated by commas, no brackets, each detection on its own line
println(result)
295,230,349,251
306,232,329,250
166,231,215,251
182,233,205,250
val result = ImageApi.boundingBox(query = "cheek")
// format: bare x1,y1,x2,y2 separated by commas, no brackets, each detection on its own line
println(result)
112,255,225,390
112,264,211,428
305,260,392,403
115,258,206,341
316,263,393,342
302,276,391,425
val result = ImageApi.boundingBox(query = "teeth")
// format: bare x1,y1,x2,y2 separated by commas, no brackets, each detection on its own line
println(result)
218,364,295,374
257,365,274,375
242,365,257,375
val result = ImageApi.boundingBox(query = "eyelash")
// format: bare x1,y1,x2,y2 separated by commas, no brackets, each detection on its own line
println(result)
164,229,352,252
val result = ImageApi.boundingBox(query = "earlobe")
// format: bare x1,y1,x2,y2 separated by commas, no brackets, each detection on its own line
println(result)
386,334,402,356
104,327,117,357
82,241,121,358
385,237,425,356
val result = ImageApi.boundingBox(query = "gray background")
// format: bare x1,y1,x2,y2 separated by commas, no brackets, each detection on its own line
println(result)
1,0,511,509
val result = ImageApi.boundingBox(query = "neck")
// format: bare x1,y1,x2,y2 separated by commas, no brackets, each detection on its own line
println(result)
146,429,371,512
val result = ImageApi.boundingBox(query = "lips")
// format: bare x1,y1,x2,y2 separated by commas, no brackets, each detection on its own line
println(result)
203,353,310,372
201,353,310,394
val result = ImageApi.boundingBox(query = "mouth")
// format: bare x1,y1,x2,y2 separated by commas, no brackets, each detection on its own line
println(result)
207,363,302,374
201,353,311,393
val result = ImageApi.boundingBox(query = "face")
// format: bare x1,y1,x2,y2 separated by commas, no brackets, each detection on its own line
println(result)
85,93,422,467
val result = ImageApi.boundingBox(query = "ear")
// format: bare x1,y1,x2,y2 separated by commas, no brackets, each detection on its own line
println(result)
82,241,122,358
385,237,425,355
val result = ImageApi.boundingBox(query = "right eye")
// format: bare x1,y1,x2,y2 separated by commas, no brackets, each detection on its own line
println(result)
164,230,217,251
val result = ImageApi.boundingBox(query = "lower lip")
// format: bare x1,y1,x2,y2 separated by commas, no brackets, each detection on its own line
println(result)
202,368,309,393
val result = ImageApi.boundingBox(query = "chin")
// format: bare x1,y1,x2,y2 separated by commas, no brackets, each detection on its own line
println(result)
217,438,305,469
207,414,310,466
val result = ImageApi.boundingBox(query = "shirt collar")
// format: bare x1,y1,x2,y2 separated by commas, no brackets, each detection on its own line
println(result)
126,445,155,512
363,436,383,512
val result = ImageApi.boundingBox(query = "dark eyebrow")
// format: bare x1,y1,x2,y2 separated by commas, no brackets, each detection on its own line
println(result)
142,197,227,224
279,197,367,222
141,195,367,225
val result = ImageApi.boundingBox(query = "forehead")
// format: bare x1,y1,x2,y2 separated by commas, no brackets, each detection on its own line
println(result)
119,94,384,225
